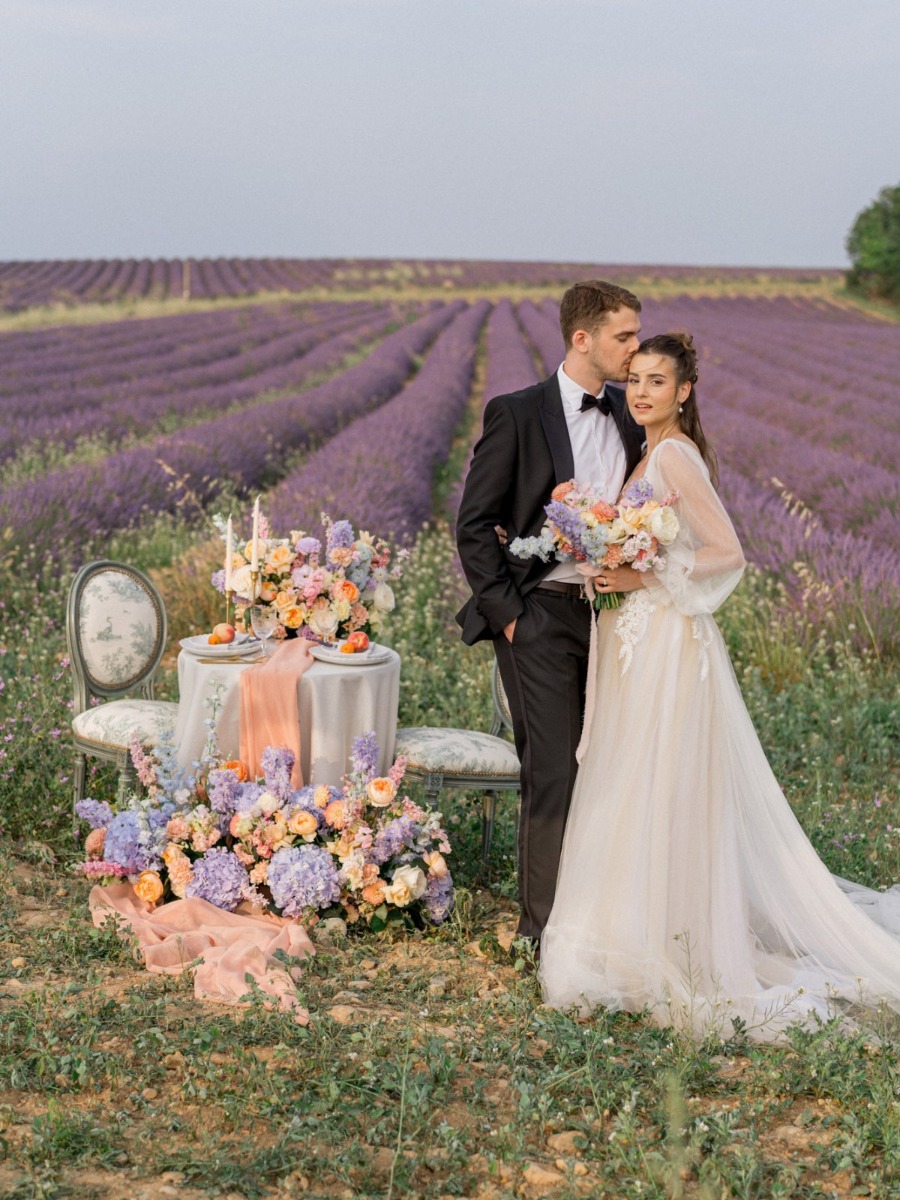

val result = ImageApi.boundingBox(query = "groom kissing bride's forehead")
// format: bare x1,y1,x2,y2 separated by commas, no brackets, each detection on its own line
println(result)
456,279,645,945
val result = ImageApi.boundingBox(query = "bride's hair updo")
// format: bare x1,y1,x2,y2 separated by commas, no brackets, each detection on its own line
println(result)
634,331,718,487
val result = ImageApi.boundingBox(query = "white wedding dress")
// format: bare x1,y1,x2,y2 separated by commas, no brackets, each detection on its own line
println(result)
540,439,900,1041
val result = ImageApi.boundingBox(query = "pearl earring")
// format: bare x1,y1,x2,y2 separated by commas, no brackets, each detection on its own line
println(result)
678,405,683,413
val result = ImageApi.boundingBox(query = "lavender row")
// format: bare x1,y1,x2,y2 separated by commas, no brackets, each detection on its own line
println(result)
0,257,841,311
0,307,404,462
446,299,539,522
268,302,491,544
0,303,464,560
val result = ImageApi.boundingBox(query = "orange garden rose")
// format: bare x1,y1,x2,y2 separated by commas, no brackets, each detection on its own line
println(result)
362,880,387,906
591,500,618,521
366,778,396,808
274,589,296,610
267,545,294,572
224,760,250,782
282,605,305,629
333,579,360,605
551,481,575,501
288,810,319,840
134,870,164,906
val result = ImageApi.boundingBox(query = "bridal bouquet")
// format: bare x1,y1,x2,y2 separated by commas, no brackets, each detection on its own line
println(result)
75,734,454,931
509,478,680,608
211,509,405,642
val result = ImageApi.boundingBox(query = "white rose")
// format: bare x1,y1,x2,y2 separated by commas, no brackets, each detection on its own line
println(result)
231,564,254,599
607,518,631,544
373,583,395,613
384,864,427,907
256,791,280,818
308,606,339,638
647,506,680,545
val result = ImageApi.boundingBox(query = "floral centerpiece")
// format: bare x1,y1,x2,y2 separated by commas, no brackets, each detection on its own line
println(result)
212,508,405,642
509,478,680,608
76,734,454,932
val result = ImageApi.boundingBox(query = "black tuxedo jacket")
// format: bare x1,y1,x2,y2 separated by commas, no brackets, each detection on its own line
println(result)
455,373,645,645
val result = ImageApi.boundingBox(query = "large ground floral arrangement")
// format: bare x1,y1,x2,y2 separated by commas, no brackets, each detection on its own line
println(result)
76,735,454,931
212,509,405,642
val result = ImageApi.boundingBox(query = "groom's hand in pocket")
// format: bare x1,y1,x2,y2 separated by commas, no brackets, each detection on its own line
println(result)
503,618,517,643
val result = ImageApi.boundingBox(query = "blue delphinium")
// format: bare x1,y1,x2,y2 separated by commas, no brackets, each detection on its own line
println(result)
350,732,379,781
372,815,420,866
185,847,249,912
268,846,341,917
207,768,241,816
262,746,295,802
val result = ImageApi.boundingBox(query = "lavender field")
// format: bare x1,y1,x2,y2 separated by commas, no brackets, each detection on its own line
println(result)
2,267,900,1199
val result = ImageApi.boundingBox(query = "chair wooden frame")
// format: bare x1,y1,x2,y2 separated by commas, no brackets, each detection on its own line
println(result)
401,662,520,884
66,559,169,816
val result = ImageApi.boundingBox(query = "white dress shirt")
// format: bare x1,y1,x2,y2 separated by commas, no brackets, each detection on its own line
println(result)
545,363,628,584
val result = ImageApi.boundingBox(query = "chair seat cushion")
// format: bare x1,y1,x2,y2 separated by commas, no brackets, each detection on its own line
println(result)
394,727,520,779
72,699,179,751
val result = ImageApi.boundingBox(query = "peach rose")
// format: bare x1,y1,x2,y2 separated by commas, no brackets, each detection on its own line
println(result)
424,851,449,878
384,864,427,908
267,545,294,572
333,579,360,605
590,500,617,521
324,800,347,829
274,589,296,610
288,810,319,840
85,827,107,859
224,760,249,782
282,605,306,629
330,546,355,567
551,481,575,501
259,583,278,603
362,880,387,906
134,870,164,906
250,861,269,885
366,778,396,808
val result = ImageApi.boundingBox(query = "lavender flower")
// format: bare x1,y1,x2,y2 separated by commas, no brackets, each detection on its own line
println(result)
423,873,454,923
326,519,354,561
623,479,654,506
351,731,379,780
185,847,249,912
372,815,420,866
207,768,241,816
268,846,341,917
262,746,295,802
75,797,114,830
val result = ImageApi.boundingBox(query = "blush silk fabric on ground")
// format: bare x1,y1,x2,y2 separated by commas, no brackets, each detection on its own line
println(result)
540,440,900,1042
89,883,315,1022
239,638,314,789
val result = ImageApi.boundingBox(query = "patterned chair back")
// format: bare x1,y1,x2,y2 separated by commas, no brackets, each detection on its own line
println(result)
491,661,514,735
67,561,167,713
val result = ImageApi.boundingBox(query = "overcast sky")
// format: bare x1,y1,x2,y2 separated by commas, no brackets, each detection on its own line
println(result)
2,0,898,267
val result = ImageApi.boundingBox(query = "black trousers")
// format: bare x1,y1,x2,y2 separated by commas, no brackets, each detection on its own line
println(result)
493,588,592,939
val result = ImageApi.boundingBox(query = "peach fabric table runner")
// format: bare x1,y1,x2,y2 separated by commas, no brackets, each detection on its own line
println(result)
89,882,315,1021
240,639,314,788
173,644,401,784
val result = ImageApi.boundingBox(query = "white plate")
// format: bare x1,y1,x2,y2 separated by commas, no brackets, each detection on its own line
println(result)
179,633,257,658
308,642,392,666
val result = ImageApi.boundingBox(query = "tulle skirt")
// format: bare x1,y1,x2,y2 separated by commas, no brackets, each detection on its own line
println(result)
539,599,900,1041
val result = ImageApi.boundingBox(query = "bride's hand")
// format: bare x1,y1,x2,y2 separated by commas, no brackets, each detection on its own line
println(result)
593,566,646,593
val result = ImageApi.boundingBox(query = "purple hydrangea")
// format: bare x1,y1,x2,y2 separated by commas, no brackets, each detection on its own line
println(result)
623,479,654,506
372,815,420,866
234,782,265,813
268,845,341,917
295,536,321,556
207,768,241,816
262,746,295,802
351,731,379,780
326,520,354,560
423,873,454,923
103,811,159,875
75,797,114,830
185,847,249,912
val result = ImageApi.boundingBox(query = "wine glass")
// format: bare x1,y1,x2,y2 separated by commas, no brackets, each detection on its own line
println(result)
248,606,279,658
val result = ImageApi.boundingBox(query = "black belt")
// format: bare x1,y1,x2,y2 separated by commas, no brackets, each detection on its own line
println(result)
532,581,584,600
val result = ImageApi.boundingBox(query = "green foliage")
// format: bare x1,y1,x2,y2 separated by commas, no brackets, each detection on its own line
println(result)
846,183,900,302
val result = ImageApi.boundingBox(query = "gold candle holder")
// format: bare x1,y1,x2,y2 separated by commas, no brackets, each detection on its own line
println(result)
250,570,260,600
225,588,234,626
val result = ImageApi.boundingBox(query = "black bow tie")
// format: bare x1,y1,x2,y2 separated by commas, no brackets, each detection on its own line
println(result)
580,391,612,416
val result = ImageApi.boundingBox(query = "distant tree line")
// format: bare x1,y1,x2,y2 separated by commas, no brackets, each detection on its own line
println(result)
846,184,900,303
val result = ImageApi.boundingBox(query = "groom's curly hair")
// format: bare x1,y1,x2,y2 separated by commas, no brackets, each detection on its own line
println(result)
559,280,641,347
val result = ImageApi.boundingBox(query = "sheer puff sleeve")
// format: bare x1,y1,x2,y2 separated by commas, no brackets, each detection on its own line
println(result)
642,440,745,615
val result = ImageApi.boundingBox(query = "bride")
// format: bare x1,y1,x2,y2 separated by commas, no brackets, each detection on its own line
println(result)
539,332,900,1041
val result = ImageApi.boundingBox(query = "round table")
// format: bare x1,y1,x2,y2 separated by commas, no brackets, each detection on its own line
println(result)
173,645,401,786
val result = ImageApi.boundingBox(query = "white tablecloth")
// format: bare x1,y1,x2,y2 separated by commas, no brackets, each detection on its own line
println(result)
173,646,401,786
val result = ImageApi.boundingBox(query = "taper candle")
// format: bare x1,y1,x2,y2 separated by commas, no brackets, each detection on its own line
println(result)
251,497,260,572
224,516,233,592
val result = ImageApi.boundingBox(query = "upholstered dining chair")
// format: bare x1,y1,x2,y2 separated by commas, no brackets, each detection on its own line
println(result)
394,662,521,884
66,560,178,817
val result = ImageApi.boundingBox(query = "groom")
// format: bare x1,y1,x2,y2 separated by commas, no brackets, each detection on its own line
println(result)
456,280,644,943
